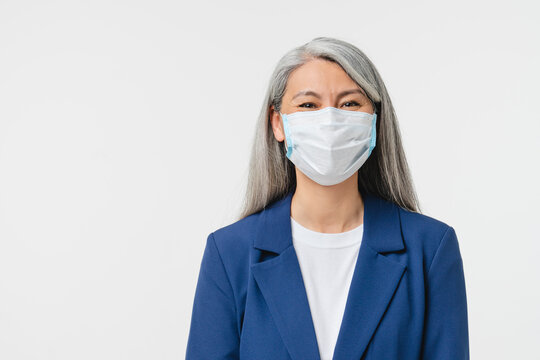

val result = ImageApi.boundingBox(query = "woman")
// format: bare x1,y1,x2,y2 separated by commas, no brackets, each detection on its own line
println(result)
186,37,469,360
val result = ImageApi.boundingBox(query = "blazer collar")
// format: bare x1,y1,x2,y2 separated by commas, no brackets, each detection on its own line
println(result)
251,189,407,360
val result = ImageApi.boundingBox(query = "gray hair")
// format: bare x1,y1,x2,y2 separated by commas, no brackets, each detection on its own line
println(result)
237,36,422,220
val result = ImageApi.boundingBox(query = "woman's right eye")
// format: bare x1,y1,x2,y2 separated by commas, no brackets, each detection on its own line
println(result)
299,102,316,108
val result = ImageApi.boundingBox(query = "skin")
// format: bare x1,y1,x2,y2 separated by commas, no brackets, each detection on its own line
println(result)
269,58,374,234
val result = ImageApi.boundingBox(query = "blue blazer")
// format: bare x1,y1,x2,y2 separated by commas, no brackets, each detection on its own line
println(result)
186,190,469,359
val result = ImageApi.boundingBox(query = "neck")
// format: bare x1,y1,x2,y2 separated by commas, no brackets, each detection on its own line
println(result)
291,172,364,234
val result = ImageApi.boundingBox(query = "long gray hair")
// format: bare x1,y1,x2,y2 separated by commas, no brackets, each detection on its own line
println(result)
237,36,421,220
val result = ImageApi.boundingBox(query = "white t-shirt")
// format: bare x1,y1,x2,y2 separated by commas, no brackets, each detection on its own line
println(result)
291,216,363,360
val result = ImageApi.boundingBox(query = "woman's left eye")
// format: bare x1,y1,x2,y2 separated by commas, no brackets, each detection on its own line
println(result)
343,101,360,107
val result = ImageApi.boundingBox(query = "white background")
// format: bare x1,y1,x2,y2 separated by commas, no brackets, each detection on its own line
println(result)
1,0,539,359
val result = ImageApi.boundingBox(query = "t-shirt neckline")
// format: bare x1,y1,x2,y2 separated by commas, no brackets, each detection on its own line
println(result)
290,216,363,249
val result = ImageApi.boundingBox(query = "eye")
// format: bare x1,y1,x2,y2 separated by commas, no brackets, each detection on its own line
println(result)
343,101,360,107
299,102,316,108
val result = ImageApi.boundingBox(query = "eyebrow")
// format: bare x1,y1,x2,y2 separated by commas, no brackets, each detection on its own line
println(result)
291,88,367,100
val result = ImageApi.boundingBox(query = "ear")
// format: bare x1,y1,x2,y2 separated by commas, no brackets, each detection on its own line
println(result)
269,105,285,142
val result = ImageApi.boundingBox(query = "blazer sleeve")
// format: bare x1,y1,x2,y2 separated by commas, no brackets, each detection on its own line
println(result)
421,226,470,359
186,232,240,360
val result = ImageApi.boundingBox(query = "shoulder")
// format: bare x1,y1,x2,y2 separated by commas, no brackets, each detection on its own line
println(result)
397,205,457,267
399,205,452,238
202,210,264,305
208,209,263,265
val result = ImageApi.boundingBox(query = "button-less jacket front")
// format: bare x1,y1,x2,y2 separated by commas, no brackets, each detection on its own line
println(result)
186,190,470,359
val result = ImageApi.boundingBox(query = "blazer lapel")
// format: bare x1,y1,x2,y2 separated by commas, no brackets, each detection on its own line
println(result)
250,190,407,360
332,191,407,360
251,191,321,360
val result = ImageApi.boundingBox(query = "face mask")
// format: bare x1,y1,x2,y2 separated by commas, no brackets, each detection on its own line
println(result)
279,106,377,186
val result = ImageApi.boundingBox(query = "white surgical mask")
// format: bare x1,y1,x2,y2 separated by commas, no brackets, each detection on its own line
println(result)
279,106,377,186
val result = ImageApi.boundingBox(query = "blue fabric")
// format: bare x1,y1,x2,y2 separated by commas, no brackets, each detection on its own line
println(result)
281,112,293,158
368,113,377,156
186,190,469,359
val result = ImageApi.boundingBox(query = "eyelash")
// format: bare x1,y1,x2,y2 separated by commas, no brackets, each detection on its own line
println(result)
299,101,361,108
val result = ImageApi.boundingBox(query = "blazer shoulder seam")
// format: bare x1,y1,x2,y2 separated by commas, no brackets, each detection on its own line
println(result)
427,225,453,275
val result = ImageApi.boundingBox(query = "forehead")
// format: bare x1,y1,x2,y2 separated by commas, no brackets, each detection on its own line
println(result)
285,58,361,96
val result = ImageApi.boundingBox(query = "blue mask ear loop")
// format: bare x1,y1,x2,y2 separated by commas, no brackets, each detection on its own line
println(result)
279,112,294,158
368,113,377,156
